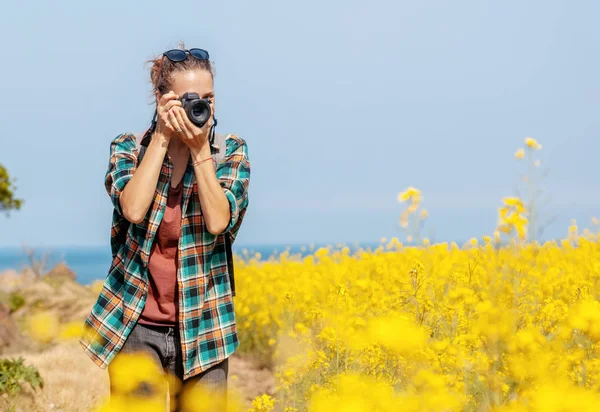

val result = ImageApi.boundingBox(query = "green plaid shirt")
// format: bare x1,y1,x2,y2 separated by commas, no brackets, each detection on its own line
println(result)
80,132,250,380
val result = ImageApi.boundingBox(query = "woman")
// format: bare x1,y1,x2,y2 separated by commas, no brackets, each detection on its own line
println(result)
80,44,250,410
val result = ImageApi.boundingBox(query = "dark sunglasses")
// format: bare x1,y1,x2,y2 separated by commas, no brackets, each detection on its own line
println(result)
154,48,210,94
163,48,210,62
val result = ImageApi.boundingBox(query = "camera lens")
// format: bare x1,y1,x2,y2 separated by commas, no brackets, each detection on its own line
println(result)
180,92,211,128
188,100,211,127
192,103,207,119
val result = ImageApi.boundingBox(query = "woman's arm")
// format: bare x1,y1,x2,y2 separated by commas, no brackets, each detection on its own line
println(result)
106,92,182,224
191,144,229,235
118,134,169,223
190,136,250,235
170,106,250,235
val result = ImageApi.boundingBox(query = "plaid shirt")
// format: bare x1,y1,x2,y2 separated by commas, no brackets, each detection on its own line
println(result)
80,132,250,380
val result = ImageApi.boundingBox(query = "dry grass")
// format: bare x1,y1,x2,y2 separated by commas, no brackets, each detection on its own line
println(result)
11,341,108,412
9,341,275,412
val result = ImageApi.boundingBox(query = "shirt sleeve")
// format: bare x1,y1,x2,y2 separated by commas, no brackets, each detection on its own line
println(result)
216,135,251,236
104,133,138,216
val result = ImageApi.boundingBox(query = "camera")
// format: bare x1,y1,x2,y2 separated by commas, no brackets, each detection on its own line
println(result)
180,92,212,128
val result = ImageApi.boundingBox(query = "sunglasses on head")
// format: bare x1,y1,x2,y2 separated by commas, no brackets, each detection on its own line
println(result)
154,47,210,95
163,48,210,62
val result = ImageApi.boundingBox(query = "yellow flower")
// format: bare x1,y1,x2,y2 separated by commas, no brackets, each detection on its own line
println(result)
93,395,165,412
26,311,60,343
91,279,104,295
400,210,409,228
569,219,578,234
58,321,84,341
525,136,542,150
367,315,427,355
503,197,524,209
250,394,276,412
397,186,421,203
108,352,166,395
179,383,242,412
515,148,525,159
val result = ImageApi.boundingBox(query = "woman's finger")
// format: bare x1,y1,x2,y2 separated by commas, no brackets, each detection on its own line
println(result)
173,108,191,137
177,107,200,134
163,99,182,112
168,109,182,133
159,91,179,108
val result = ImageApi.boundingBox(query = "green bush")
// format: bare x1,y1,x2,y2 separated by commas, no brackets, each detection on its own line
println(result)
0,357,44,412
8,293,25,313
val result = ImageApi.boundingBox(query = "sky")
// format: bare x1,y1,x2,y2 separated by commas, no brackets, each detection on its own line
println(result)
0,0,599,248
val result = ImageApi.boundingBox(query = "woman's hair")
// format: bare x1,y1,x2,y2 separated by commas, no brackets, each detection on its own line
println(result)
147,41,215,97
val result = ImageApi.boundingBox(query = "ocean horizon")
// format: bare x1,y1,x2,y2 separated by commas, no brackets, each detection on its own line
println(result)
0,242,384,286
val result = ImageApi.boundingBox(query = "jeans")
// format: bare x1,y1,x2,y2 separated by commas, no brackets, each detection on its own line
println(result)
108,322,229,412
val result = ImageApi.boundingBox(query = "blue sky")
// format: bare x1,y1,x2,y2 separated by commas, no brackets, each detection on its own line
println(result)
0,0,599,247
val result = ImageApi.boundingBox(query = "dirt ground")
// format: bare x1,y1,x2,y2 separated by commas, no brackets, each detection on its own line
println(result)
8,342,275,412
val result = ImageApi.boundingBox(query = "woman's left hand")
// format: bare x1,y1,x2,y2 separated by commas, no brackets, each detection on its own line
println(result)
169,106,212,152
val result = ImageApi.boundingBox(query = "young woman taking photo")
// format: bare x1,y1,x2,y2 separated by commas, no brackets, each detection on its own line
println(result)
80,44,250,411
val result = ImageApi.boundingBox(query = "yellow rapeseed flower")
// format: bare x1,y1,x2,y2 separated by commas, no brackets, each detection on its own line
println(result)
249,394,276,412
397,186,421,203
58,321,84,341
108,352,166,395
515,148,525,159
26,311,60,343
524,136,542,150
367,315,427,355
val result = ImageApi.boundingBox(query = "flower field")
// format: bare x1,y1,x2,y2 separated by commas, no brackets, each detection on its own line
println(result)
234,234,600,411
9,137,600,411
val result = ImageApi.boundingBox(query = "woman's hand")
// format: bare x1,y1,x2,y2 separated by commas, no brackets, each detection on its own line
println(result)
169,105,213,153
155,91,183,142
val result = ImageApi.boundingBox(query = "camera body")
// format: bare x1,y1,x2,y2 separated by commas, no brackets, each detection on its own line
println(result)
180,92,212,128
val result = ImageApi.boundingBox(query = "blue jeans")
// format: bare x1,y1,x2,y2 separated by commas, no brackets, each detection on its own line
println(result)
108,322,229,411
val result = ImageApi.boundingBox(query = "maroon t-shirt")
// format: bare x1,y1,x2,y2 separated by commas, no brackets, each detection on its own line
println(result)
138,182,183,326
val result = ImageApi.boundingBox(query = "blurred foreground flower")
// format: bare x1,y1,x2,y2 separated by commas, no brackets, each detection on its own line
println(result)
108,352,166,396
179,382,243,412
309,373,397,412
26,311,59,343
94,395,165,412
57,320,84,341
568,299,600,342
367,315,427,355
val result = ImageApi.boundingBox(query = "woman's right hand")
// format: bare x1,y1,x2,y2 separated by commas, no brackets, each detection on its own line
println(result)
155,91,182,142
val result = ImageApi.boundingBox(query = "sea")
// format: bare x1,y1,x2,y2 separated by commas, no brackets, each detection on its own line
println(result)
0,243,380,286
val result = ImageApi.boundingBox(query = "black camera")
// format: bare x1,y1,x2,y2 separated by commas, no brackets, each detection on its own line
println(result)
180,92,212,128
